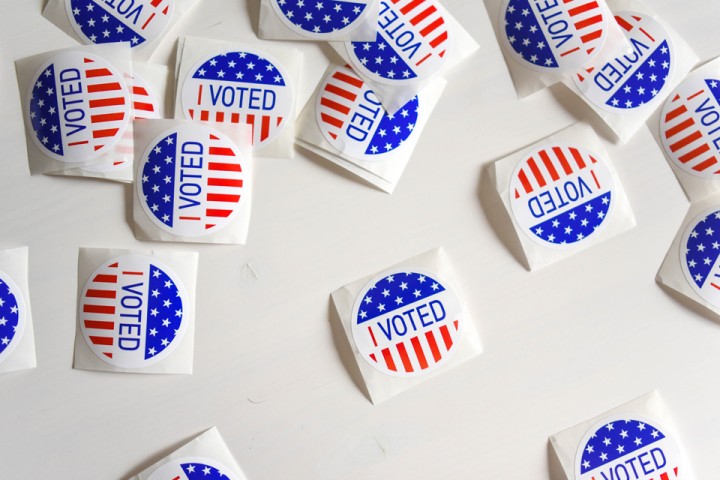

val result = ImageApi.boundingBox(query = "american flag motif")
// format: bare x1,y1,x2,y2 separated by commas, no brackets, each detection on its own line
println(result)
27,51,130,163
510,145,613,246
0,272,24,363
148,458,239,480
138,125,246,237
347,0,449,83
352,270,463,376
660,77,720,177
80,255,186,368
67,0,174,48
271,0,370,36
316,65,419,159
181,51,292,148
681,210,720,308
502,0,607,71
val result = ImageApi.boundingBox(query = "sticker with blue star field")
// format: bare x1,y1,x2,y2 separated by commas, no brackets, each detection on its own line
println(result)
573,12,674,111
26,50,131,163
500,0,610,72
65,0,174,48
269,0,373,39
575,416,682,480
148,457,241,480
316,65,418,160
137,124,247,237
510,144,614,247
181,49,293,148
0,271,27,365
345,0,450,85
79,254,189,368
660,76,720,178
351,268,464,377
680,208,720,308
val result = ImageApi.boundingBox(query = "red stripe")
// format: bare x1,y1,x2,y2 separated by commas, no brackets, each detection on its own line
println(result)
382,348,397,371
615,15,633,31
368,326,378,347
93,274,117,283
208,178,243,187
660,473,669,480
538,149,560,181
200,110,209,121
560,46,581,57
574,14,602,30
122,271,143,275
320,97,351,115
321,113,343,128
83,304,115,314
197,84,203,105
207,193,241,203
400,0,424,15
84,320,115,330
142,12,156,30
430,31,448,48
425,331,442,362
231,113,240,123
439,324,453,350
151,0,162,7
415,52,432,67
179,216,201,221
664,105,688,122
410,336,428,369
665,117,695,139
670,131,703,153
93,128,119,139
246,114,255,142
411,5,437,26
132,86,149,96
580,29,603,44
640,27,655,42
590,169,601,189
678,143,711,163
68,140,89,146
86,289,116,299
526,157,546,187
324,83,357,101
518,169,533,194
261,116,270,141
87,82,122,93
553,147,573,175
568,1,598,16
687,90,705,101
332,71,363,88
215,112,225,122
208,147,237,157
396,342,414,372
693,156,717,172
569,147,587,169
91,112,125,123
89,97,125,108
206,209,233,218
89,336,113,346
135,102,155,114
419,16,444,37
85,68,112,78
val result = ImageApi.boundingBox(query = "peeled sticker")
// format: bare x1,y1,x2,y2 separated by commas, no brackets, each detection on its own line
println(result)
148,457,240,480
316,65,418,160
574,12,674,111
181,49,293,147
79,254,189,368
499,0,609,72
0,271,27,365
351,268,464,377
269,0,373,38
510,144,614,247
136,124,248,237
575,416,682,480
345,0,450,85
65,0,174,48
680,208,720,307
26,50,131,163
660,76,720,178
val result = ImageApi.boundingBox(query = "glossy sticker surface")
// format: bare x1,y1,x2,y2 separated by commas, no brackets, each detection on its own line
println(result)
681,208,720,307
148,457,241,480
0,271,27,365
269,0,373,38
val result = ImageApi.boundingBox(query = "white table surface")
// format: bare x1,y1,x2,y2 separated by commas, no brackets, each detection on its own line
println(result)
2,1,720,478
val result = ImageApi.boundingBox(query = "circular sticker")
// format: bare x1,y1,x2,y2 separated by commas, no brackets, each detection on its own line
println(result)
660,76,720,178
316,65,419,160
344,0,450,85
26,51,131,163
65,0,175,48
573,12,674,111
181,49,293,148
680,208,720,307
148,457,240,480
0,271,27,365
79,254,189,369
136,124,248,237
575,416,682,480
509,144,615,247
351,268,464,377
499,0,609,73
269,0,373,39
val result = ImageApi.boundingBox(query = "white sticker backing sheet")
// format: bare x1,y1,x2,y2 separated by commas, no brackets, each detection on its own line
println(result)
330,247,482,404
73,247,198,374
0,247,36,374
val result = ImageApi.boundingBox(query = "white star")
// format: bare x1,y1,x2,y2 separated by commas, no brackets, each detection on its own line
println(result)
149,328,158,336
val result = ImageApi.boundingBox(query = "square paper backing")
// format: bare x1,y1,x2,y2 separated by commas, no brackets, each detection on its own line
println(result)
0,247,36,374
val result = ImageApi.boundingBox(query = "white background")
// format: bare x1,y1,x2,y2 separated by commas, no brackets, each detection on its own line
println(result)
2,1,720,479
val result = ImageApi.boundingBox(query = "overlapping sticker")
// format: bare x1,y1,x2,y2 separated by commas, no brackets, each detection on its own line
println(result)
510,144,614,247
575,416,682,480
0,272,27,365
351,268,464,377
65,0,174,48
26,50,131,163
79,254,189,368
574,12,674,110
316,65,419,160
181,49,293,147
269,0,373,38
148,457,240,480
680,208,720,307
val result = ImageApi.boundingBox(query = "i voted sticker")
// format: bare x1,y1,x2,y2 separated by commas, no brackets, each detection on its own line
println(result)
26,51,131,163
269,0,373,38
148,457,240,480
65,0,174,48
345,0,450,85
316,65,418,160
500,0,609,72
79,254,189,368
660,76,720,178
352,268,464,377
137,124,247,237
0,272,27,365
574,12,674,111
575,416,682,480
181,50,293,148
510,144,614,247
680,208,720,307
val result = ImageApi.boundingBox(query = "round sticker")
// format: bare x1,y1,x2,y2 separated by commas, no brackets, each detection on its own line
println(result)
660,76,720,178
65,0,175,48
509,144,615,247
573,12,674,111
148,457,240,480
351,268,464,377
136,124,248,237
316,65,419,160
680,208,720,307
181,49,293,148
575,416,682,480
344,0,450,85
269,0,373,39
79,254,189,369
0,271,27,365
499,0,609,73
26,51,131,163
